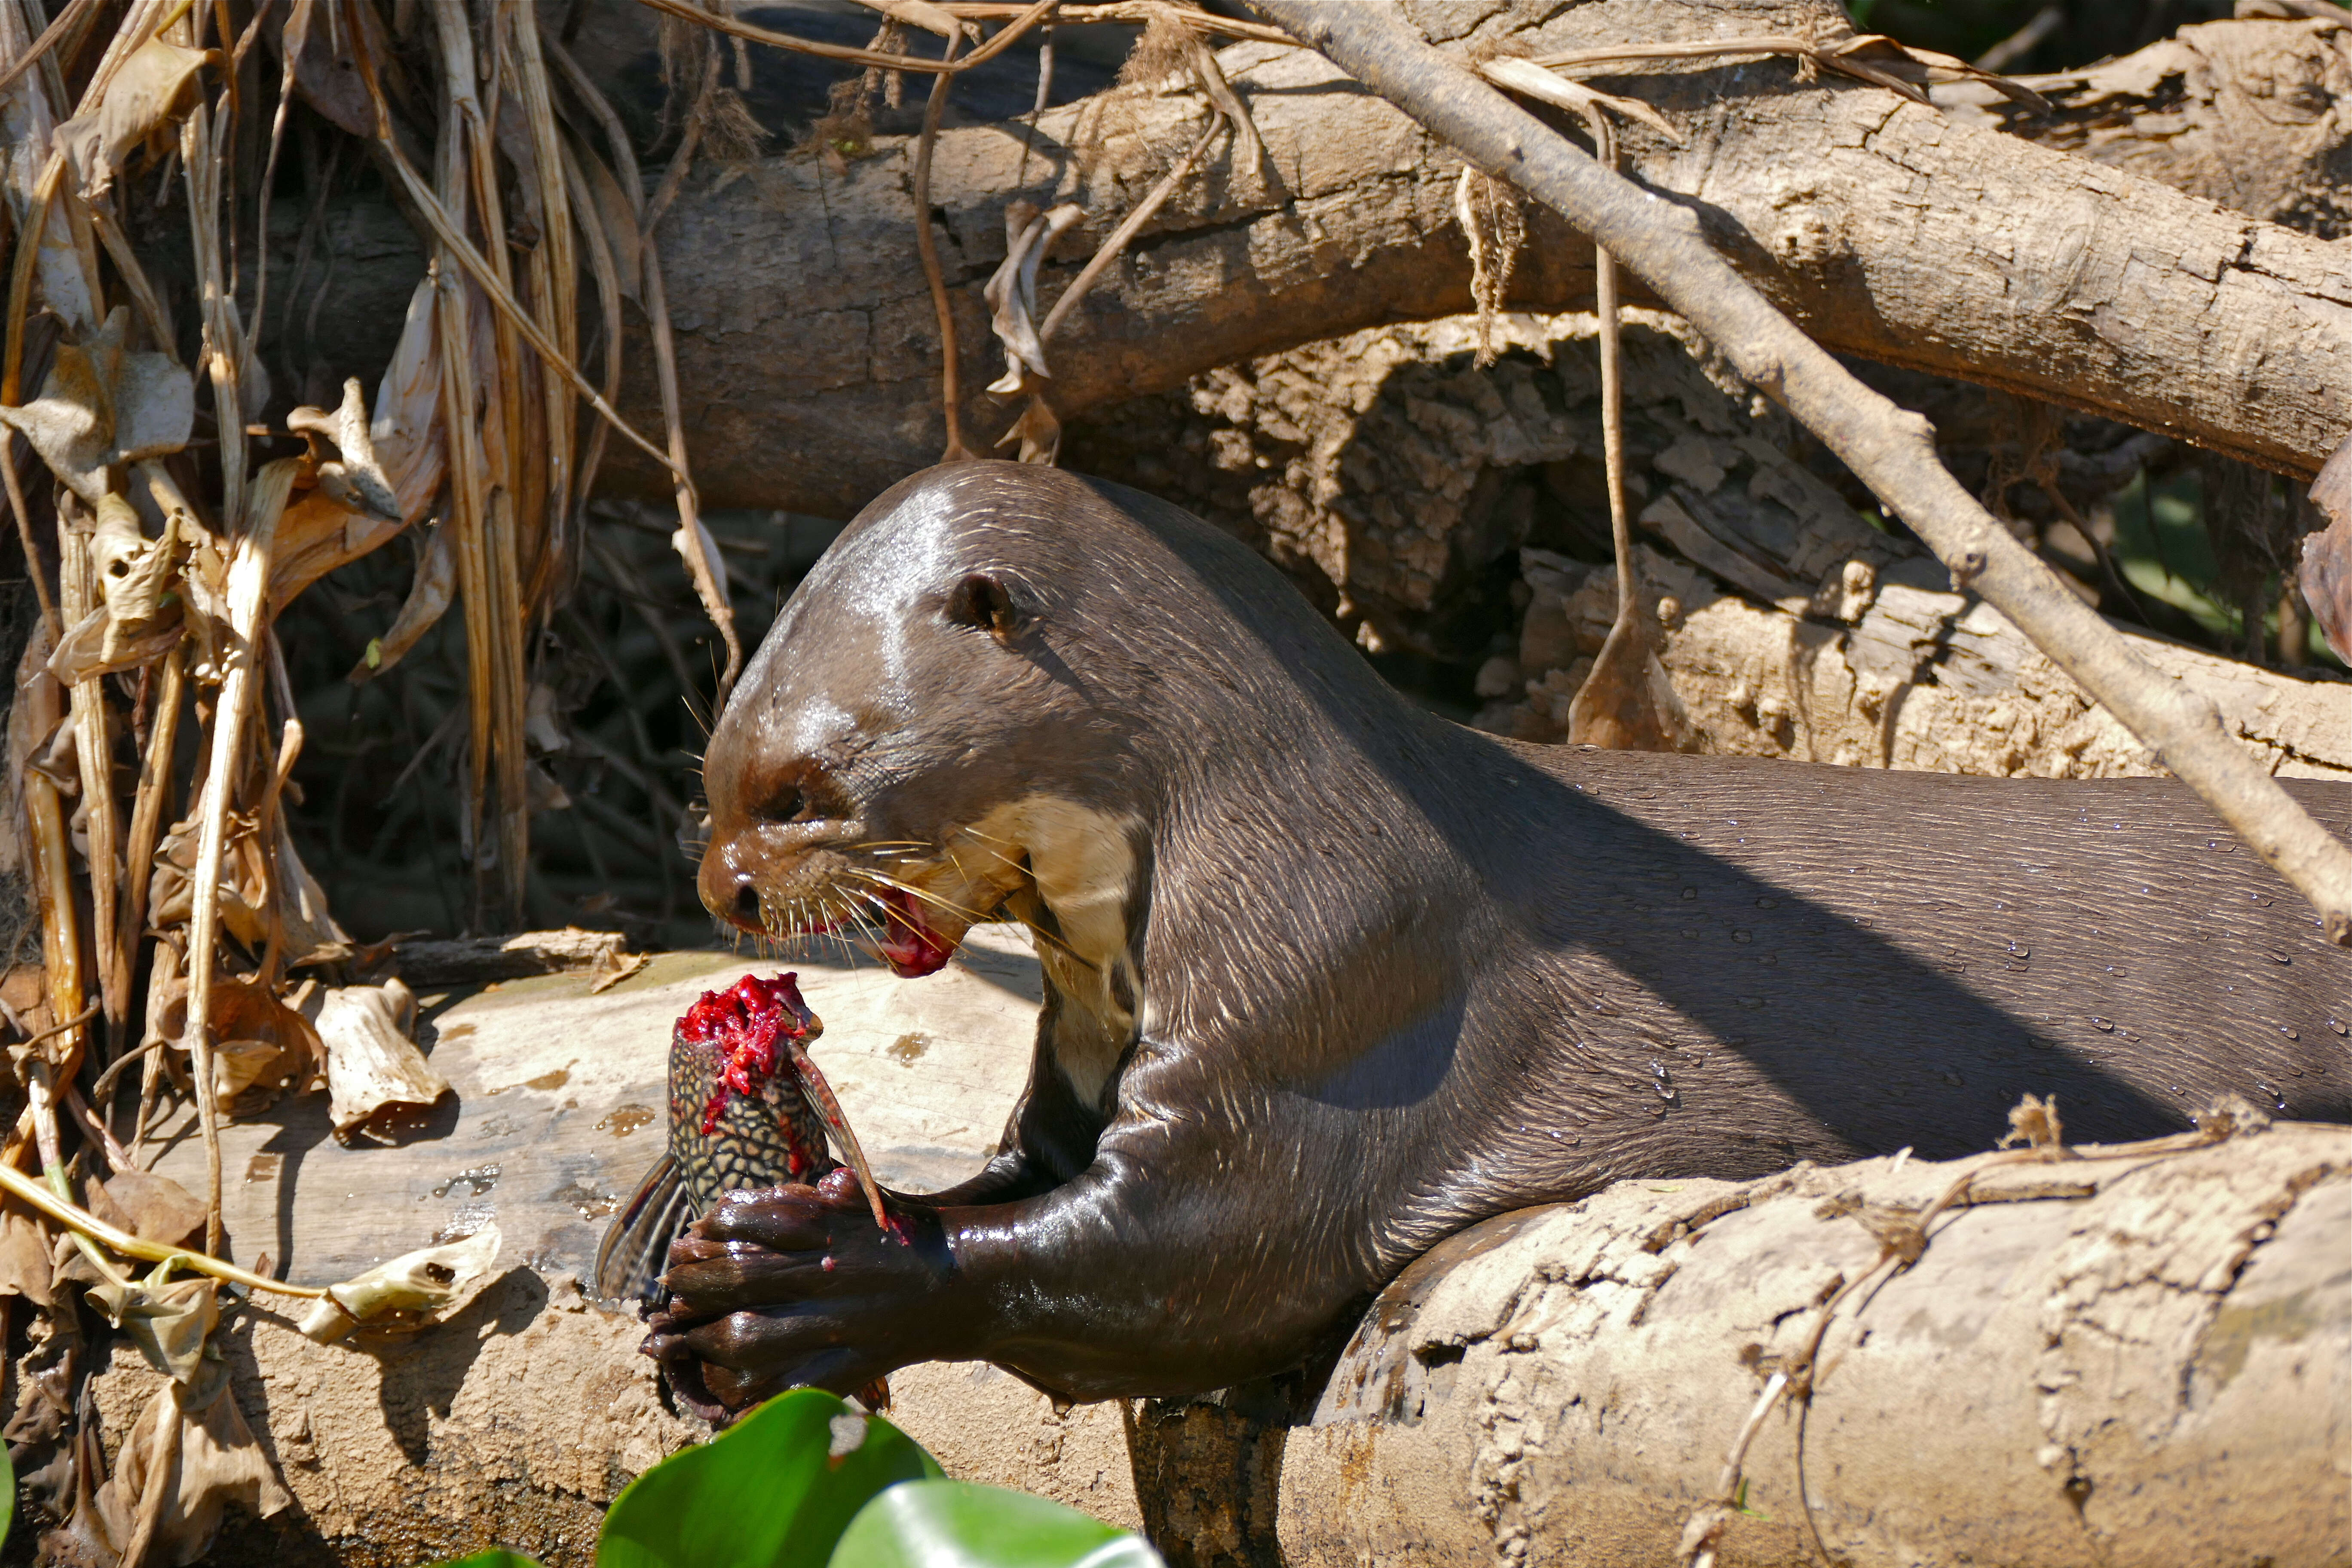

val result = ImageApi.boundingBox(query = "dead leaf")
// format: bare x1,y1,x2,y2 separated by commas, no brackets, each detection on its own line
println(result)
86,1170,208,1253
569,129,643,302
99,1359,291,1566
288,377,399,524
266,280,445,614
348,519,455,683
277,0,393,138
308,978,450,1145
297,1225,502,1342
148,970,322,1116
587,951,651,994
44,601,184,686
0,1202,55,1308
0,308,194,502
995,395,1063,466
1566,608,1694,751
273,818,352,969
85,1275,217,1385
53,38,220,200
983,201,1082,394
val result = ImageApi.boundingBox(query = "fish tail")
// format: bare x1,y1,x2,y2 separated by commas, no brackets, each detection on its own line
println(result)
595,1153,697,1308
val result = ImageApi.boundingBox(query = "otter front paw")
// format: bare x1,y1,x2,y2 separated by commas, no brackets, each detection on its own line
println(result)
644,1170,948,1418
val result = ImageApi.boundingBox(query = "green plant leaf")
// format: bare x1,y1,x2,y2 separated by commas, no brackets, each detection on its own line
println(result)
597,1388,942,1568
424,1553,545,1567
829,1480,1164,1568
0,1433,13,1546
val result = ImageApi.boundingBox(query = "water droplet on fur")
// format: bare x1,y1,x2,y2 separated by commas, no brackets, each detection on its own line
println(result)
2256,1081,2289,1113
2332,1018,2348,1035
1649,1061,1678,1103
1755,897,1778,910
2091,1017,2115,1033
2280,1026,2299,1040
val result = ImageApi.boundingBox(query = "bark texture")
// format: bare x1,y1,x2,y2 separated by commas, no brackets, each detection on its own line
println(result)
281,6,2352,518
1279,1118,2351,1567
1068,309,2352,784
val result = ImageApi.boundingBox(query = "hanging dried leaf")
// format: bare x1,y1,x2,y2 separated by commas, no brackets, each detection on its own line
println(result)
268,282,446,613
53,37,220,199
92,493,183,643
996,395,1063,465
98,1360,292,1565
296,1224,502,1343
984,201,1083,393
272,820,352,970
1565,612,1694,752
39,493,190,684
569,131,643,302
308,977,450,1145
347,519,455,683
44,602,183,686
0,308,194,502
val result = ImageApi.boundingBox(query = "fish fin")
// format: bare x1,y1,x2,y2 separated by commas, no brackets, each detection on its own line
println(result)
789,1046,891,1232
595,1153,697,1307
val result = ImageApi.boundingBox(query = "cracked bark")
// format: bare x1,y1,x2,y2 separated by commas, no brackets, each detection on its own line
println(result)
282,3,2352,518
1279,1119,2350,1568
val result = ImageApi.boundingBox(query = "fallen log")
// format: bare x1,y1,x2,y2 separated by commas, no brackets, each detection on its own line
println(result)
1277,1114,2350,1568
285,3,2352,518
1069,308,2352,782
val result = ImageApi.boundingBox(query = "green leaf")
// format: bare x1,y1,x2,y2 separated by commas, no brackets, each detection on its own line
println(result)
0,1430,13,1545
423,1553,545,1568
829,1480,1164,1568
597,1388,942,1568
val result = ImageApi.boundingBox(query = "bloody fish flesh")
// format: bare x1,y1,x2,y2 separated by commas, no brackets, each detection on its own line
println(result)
592,972,887,1308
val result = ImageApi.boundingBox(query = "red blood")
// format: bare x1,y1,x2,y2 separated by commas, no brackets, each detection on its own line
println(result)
681,973,814,1135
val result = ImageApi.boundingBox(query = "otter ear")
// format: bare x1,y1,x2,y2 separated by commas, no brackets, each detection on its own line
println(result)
944,573,1027,640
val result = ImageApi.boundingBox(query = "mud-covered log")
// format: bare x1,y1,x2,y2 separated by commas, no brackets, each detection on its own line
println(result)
282,2,2352,517
1279,1118,2351,1567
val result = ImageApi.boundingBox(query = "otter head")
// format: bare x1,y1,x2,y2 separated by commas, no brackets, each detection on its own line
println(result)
697,464,1154,999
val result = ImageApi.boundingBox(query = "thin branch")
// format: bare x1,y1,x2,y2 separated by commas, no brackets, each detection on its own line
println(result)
1256,0,2352,945
628,0,1057,75
1037,117,1218,343
914,21,973,460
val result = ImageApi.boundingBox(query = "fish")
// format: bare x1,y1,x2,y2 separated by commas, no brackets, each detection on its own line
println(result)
593,972,887,1309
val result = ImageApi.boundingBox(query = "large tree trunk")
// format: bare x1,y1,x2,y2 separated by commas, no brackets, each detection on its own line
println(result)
284,5,2352,517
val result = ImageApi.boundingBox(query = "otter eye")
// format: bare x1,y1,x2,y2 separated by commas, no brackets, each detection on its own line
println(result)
944,573,1025,640
753,780,828,824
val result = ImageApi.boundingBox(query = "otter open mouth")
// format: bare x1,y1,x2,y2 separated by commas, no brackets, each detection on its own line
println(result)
869,885,956,978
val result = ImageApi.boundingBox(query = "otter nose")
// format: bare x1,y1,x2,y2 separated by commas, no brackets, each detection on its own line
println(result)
698,846,763,933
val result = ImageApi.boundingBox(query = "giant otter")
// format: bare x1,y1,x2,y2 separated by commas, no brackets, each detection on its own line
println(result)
649,461,2351,1414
